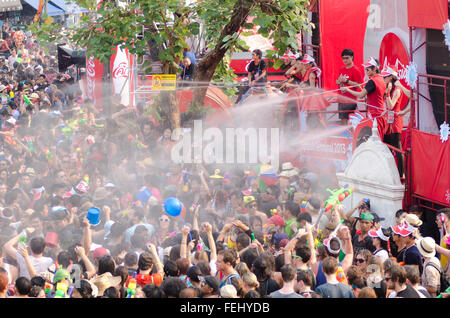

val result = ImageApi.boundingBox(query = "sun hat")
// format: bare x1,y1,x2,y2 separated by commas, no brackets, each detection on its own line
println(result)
279,162,299,178
391,221,415,237
323,237,342,256
220,284,238,298
368,227,390,241
362,57,379,69
405,213,423,227
93,187,109,202
90,272,122,297
53,268,71,283
300,54,315,64
92,246,109,259
417,237,436,258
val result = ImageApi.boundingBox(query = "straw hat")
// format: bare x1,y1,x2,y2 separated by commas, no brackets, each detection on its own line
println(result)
417,237,436,258
90,272,122,296
405,214,423,227
279,162,299,178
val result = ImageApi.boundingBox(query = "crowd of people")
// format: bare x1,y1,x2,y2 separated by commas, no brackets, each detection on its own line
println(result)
0,22,448,300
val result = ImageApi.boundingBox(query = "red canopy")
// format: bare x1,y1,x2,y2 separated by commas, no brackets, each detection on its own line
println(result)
407,0,448,30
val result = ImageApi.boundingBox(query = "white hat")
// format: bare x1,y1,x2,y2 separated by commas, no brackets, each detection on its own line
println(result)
220,284,238,298
362,57,379,68
300,54,315,64
405,213,423,227
417,237,436,258
279,162,299,178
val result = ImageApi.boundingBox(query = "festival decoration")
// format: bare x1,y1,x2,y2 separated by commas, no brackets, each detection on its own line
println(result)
348,111,365,130
126,273,137,298
164,197,182,216
440,121,449,143
137,187,152,204
443,20,450,51
405,62,418,89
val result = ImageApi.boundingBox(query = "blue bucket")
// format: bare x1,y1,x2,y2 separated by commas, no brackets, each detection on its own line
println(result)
86,207,101,226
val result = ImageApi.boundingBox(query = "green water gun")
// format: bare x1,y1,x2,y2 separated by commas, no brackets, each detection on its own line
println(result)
436,287,450,298
23,95,31,105
322,185,354,213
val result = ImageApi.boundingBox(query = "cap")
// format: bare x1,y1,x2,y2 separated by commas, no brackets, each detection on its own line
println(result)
53,268,70,283
323,237,342,256
356,212,374,222
371,212,385,223
381,65,398,78
267,215,285,227
93,247,109,258
391,221,415,237
368,227,390,241
362,57,379,68
243,195,256,206
199,276,219,293
300,54,315,64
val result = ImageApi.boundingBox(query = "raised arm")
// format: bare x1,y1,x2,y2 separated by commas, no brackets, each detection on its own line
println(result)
75,246,96,279
17,244,38,278
338,225,354,272
147,243,164,275
203,222,217,261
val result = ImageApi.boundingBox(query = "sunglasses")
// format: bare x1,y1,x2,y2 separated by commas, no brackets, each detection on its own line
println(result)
355,258,365,264
384,276,391,282
159,217,170,222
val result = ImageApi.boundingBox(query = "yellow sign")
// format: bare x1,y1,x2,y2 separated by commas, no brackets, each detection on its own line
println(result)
151,74,176,91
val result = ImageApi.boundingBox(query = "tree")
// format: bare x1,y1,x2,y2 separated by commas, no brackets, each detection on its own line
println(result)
30,0,313,128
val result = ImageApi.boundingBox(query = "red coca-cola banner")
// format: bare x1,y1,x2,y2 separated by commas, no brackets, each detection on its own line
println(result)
412,129,450,206
319,0,370,91
110,46,135,107
86,56,104,111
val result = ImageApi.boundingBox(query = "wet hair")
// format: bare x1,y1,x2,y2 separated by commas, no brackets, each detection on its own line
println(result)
97,255,116,275
142,284,166,298
15,277,32,296
341,49,354,58
164,259,179,277
161,277,188,298
29,236,46,255
102,286,119,298
252,49,263,58
76,280,95,298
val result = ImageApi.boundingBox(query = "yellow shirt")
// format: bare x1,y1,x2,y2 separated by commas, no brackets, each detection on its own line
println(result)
440,235,449,272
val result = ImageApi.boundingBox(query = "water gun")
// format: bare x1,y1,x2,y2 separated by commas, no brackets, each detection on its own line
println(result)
182,170,189,192
45,283,53,298
84,174,89,184
314,185,353,228
270,208,279,216
322,185,354,213
436,287,450,298
43,148,53,162
251,233,256,242
54,281,69,298
335,265,348,284
23,95,31,106
301,201,307,213
126,273,137,298
128,134,146,149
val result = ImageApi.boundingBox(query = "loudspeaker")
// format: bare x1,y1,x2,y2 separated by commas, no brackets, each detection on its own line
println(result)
425,29,450,128
57,44,86,73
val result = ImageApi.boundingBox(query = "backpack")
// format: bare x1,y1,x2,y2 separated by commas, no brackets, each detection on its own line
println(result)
425,262,450,294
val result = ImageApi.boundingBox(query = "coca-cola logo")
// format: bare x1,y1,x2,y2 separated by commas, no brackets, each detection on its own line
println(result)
112,62,128,79
87,56,96,78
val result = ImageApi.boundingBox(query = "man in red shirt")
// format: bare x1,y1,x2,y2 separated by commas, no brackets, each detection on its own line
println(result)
336,49,363,124
342,57,387,140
